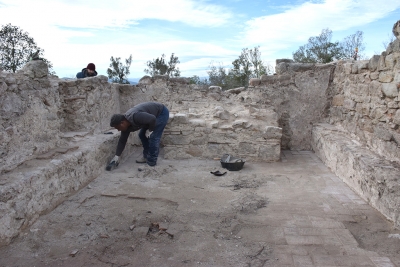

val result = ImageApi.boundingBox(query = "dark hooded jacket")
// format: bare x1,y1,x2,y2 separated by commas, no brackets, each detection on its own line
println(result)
76,68,98,78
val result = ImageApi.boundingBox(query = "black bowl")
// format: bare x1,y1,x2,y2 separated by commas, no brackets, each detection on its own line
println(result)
220,154,245,171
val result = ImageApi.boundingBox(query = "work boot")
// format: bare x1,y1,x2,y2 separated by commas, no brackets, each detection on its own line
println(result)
136,157,147,163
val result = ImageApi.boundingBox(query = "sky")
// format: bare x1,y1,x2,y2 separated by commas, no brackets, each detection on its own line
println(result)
0,0,399,79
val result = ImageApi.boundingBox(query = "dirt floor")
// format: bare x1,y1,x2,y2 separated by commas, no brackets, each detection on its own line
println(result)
0,150,400,267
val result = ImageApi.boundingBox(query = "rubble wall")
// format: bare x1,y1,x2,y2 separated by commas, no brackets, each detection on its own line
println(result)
0,61,137,246
312,38,400,228
328,39,400,163
252,63,335,150
120,76,282,161
0,61,123,174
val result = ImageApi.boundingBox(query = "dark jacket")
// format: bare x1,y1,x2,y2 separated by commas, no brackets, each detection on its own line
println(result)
116,102,165,156
76,68,98,78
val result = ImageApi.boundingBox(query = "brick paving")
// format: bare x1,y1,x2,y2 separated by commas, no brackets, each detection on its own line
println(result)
253,150,399,267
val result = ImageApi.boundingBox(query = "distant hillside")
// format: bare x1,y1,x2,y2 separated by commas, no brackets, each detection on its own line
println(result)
127,78,139,85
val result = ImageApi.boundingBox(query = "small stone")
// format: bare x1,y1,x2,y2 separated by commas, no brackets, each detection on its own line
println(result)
159,222,169,231
69,249,79,257
129,225,136,231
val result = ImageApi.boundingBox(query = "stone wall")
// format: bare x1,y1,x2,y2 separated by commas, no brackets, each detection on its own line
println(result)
328,39,400,163
123,76,282,161
312,35,400,228
0,61,137,245
252,63,335,150
0,61,64,174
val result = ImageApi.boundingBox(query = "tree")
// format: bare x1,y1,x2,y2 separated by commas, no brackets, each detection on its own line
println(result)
228,46,272,88
293,28,344,63
382,33,395,50
207,61,228,88
0,23,55,74
340,31,365,60
107,55,132,84
205,47,272,90
144,53,180,77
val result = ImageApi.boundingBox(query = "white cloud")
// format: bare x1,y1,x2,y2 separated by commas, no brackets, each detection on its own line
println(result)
242,0,400,46
0,0,232,30
1,0,399,78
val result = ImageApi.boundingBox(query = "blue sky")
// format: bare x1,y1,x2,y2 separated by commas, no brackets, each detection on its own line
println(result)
0,0,399,79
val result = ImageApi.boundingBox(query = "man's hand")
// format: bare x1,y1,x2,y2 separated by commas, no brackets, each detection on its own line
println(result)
106,155,120,171
111,155,120,165
145,130,153,138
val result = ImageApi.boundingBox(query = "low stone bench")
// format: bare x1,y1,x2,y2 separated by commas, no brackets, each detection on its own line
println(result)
0,131,135,246
312,123,400,228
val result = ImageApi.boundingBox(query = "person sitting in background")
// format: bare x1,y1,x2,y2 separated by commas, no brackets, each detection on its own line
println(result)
76,63,97,78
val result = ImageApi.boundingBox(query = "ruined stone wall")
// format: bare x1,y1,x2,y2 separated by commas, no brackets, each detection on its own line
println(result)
245,63,335,150
58,76,121,134
0,61,65,174
329,39,400,163
118,76,282,161
0,61,123,174
311,35,400,228
0,62,136,246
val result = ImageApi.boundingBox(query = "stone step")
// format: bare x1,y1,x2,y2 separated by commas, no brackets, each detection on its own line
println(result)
0,130,135,246
312,123,400,229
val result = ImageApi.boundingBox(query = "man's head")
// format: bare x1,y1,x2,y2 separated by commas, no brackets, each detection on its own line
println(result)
87,63,96,76
110,114,130,131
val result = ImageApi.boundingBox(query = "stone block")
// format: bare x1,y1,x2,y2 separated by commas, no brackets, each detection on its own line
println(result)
344,63,352,74
343,99,356,110
189,119,206,127
21,60,48,79
172,113,189,124
379,71,394,83
377,53,387,71
232,120,251,129
382,83,398,98
368,81,383,97
393,110,400,125
258,143,281,161
351,64,358,74
138,76,152,85
288,63,314,72
213,106,230,120
275,62,288,75
208,86,222,92
370,72,379,80
249,78,261,86
263,126,282,139
0,82,7,95
332,95,345,106
368,55,380,71
276,59,294,64
238,142,257,154
385,54,396,69
373,125,392,141
169,77,190,84
163,135,190,145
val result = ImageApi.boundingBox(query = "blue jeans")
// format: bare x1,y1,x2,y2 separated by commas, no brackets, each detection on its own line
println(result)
138,106,169,166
